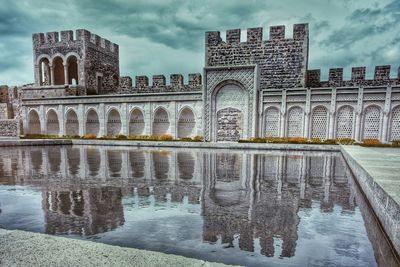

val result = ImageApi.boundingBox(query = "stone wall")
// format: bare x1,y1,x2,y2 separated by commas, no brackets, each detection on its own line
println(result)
306,66,400,88
0,119,20,137
32,29,119,95
119,73,202,93
205,24,309,89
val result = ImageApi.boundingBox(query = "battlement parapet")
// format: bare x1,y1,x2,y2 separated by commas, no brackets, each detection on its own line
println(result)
307,65,400,87
32,29,118,55
120,73,202,93
205,24,308,46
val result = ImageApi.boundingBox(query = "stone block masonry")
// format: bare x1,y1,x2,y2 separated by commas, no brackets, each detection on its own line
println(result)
0,119,20,137
205,24,309,89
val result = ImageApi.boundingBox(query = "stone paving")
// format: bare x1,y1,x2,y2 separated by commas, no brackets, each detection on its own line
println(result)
341,145,400,255
0,229,236,267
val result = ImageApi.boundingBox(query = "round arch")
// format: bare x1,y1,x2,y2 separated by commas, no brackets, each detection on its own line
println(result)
65,109,79,136
37,55,51,86
287,106,304,137
106,108,122,136
28,109,41,134
264,106,280,137
85,109,100,136
66,54,79,85
362,105,382,140
153,107,170,135
212,80,248,142
177,106,196,138
46,109,60,136
52,56,65,85
311,105,329,140
335,105,355,139
389,105,400,141
129,108,145,136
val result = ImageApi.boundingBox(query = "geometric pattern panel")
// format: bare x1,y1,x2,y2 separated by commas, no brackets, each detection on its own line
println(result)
336,106,354,139
311,106,328,140
362,105,381,139
204,67,255,141
390,106,400,141
287,107,304,137
264,107,279,137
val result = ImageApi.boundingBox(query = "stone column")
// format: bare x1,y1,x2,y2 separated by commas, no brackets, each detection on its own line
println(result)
304,89,311,138
354,87,364,141
170,102,177,138
382,86,392,142
78,104,85,136
280,90,287,137
121,103,128,136
98,103,105,137
328,88,337,139
304,112,310,138
39,105,46,134
63,64,69,85
50,65,55,86
59,105,65,136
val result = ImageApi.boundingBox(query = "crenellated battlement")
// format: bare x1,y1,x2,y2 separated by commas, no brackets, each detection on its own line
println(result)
119,73,202,94
307,65,400,87
32,29,118,55
206,23,309,90
206,23,308,46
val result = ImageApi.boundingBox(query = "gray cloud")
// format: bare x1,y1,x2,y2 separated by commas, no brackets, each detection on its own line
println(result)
0,0,399,85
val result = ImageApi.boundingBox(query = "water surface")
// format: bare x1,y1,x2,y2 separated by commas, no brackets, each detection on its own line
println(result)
0,145,396,266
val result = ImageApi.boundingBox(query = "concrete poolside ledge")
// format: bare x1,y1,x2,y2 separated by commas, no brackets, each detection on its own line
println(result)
0,139,73,147
341,145,400,255
0,229,236,267
0,138,340,151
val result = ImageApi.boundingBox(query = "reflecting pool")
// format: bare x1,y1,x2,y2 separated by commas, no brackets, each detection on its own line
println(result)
0,145,397,266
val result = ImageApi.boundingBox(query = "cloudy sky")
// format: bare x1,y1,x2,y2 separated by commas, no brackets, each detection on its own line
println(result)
0,0,399,85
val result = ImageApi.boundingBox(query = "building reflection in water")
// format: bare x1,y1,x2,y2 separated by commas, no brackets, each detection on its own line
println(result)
0,146,356,258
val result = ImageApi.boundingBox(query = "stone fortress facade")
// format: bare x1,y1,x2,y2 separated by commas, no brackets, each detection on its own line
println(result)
1,23,400,142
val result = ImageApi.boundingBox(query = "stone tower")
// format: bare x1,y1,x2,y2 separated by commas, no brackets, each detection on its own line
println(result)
32,29,120,95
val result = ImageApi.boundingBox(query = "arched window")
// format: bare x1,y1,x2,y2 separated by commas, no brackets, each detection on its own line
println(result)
178,107,196,138
390,106,400,141
53,56,65,85
129,109,145,136
67,56,78,85
362,105,382,140
264,107,280,137
287,107,304,137
46,110,60,136
28,110,41,134
66,109,79,136
85,109,100,136
39,58,51,86
153,108,169,135
311,106,328,140
336,106,354,139
107,109,122,136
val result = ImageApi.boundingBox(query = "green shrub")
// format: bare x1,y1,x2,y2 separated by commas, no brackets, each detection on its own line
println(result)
392,140,400,147
157,134,174,141
180,137,193,142
323,139,337,145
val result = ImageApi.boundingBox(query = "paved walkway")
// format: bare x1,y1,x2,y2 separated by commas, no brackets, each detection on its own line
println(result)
341,145,400,255
0,229,236,267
